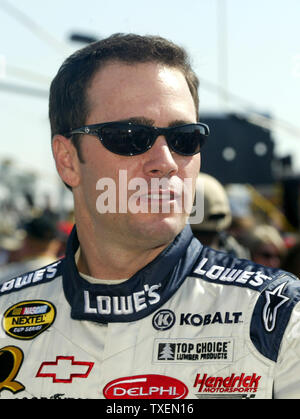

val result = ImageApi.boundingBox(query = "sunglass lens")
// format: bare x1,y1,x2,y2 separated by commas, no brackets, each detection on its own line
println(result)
100,125,153,156
168,126,204,155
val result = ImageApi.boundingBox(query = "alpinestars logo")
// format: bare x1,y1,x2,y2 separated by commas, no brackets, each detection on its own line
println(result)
262,282,289,332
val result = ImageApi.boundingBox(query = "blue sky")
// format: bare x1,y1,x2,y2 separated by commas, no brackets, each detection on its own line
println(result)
0,0,299,195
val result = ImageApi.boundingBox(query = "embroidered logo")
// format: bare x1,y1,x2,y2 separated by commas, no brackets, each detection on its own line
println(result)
36,356,94,383
152,309,176,331
0,346,25,394
262,282,289,332
153,338,234,363
2,300,56,340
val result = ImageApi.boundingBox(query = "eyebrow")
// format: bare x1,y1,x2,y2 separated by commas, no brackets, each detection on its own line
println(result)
117,117,194,127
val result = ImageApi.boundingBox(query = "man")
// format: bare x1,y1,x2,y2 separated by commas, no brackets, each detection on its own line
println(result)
245,224,286,269
191,173,250,258
0,34,299,400
0,214,61,282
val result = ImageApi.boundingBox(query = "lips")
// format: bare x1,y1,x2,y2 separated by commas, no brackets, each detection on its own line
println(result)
140,189,177,201
132,189,184,214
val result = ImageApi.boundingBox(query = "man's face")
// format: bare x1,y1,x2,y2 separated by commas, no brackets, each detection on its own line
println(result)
73,61,200,250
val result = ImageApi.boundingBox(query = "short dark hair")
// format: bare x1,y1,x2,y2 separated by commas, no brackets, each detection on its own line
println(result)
49,33,200,161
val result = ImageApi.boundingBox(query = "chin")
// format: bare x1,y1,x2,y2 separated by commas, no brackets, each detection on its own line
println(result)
132,213,187,247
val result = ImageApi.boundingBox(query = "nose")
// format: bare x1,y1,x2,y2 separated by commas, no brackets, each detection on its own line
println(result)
143,135,179,178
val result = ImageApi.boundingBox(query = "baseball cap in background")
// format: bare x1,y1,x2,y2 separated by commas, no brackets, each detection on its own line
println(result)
191,173,232,232
23,215,58,241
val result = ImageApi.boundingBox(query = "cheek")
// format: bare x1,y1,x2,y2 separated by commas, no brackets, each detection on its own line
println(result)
178,154,201,181
80,143,121,183
79,154,140,210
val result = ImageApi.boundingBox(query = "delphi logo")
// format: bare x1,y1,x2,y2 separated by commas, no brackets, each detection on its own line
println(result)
103,374,188,399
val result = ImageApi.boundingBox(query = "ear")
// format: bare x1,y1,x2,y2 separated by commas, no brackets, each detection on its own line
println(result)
52,135,81,188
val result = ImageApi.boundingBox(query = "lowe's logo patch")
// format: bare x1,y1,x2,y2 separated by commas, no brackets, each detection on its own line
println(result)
194,257,272,287
83,284,161,316
0,261,61,295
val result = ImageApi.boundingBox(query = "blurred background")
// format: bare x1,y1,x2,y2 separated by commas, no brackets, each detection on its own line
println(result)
1,0,300,277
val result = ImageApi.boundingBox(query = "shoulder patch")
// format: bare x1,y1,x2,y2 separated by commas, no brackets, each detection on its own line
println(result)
250,273,300,362
0,260,63,296
190,247,279,291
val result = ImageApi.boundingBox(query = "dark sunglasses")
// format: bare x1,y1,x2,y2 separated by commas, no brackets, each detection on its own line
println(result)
64,121,209,156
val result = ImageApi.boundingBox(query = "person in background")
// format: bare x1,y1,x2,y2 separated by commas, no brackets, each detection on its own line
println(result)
282,240,300,278
245,224,286,269
0,229,25,267
0,214,61,281
191,173,250,258
56,219,74,258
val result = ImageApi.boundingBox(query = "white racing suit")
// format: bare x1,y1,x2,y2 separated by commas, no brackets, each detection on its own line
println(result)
0,225,300,399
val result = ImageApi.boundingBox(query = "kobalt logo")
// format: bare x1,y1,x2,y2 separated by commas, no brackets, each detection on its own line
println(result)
103,374,188,399
152,309,176,330
180,311,242,326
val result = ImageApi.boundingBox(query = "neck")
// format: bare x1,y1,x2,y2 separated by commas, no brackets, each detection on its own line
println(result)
75,222,169,280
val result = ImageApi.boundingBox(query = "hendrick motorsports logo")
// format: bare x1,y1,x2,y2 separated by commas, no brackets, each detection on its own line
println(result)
193,372,261,396
2,300,56,340
153,338,234,363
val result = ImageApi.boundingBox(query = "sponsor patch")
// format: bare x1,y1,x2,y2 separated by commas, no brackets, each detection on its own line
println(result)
193,372,261,397
179,311,242,327
152,309,176,330
262,282,289,332
194,257,272,288
0,261,61,295
2,300,56,340
83,283,161,316
36,356,94,383
0,345,25,394
103,374,188,399
153,338,234,363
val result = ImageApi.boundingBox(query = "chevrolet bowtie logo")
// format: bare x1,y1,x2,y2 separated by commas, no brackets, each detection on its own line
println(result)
36,356,94,383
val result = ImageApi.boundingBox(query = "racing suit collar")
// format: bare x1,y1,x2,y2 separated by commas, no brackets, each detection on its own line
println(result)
62,224,202,323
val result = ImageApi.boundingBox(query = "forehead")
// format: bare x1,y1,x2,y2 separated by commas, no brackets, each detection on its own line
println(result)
85,61,196,123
